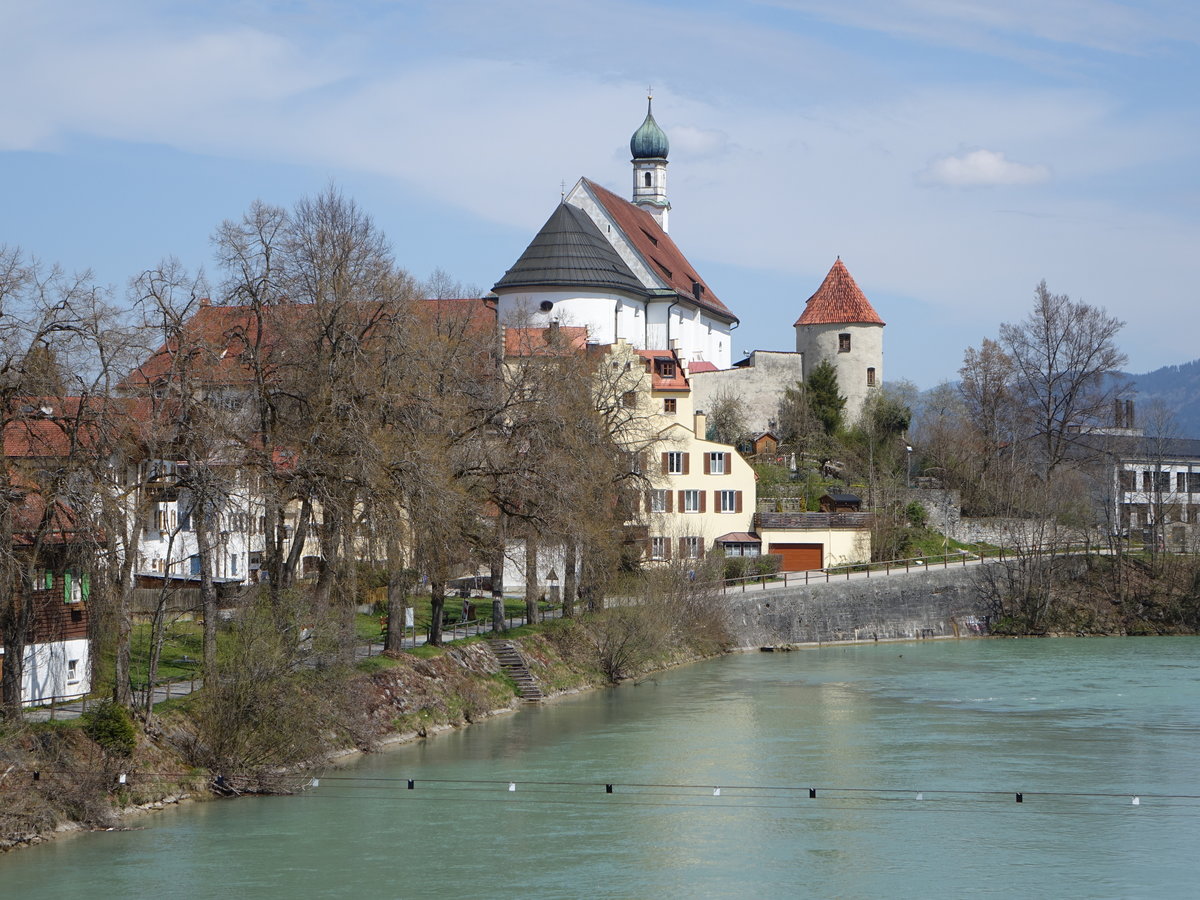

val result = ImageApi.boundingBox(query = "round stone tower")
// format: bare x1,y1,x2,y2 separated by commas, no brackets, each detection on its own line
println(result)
794,258,885,425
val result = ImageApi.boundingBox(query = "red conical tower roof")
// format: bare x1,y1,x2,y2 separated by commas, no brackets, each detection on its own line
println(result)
794,259,885,326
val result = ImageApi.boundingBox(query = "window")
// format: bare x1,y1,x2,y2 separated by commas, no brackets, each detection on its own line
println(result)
644,171,652,187
706,452,727,475
718,490,741,513
838,333,851,353
622,391,638,408
1156,471,1170,491
230,554,238,576
663,398,677,414
1119,470,1135,491
656,358,676,378
650,536,668,560
1178,473,1187,492
664,451,687,475
67,659,80,685
867,367,876,386
190,555,201,576
682,489,701,513
650,490,668,513
680,536,703,559
63,570,87,604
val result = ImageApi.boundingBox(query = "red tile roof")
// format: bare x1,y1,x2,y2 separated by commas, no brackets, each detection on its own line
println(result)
794,259,885,327
635,349,690,392
4,396,161,458
581,179,737,323
124,298,497,390
504,325,589,357
687,360,719,373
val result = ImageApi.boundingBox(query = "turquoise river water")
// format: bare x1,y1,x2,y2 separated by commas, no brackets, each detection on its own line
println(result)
3,637,1199,898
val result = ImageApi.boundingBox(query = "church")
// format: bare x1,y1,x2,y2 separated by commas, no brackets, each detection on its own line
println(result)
491,97,886,427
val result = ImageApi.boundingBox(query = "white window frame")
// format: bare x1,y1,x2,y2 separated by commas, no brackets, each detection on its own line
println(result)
718,490,737,513
666,451,684,475
650,490,667,513
683,536,702,559
708,452,725,475
650,536,667,560
683,490,701,513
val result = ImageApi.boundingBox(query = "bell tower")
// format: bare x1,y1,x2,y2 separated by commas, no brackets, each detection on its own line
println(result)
630,94,670,232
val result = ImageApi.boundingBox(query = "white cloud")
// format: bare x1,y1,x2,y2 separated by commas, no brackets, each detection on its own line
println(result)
919,149,1050,187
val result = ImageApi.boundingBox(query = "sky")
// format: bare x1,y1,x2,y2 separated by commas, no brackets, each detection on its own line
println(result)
2,0,1198,388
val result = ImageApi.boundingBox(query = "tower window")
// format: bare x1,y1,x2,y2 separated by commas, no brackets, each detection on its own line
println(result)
644,172,652,187
867,367,876,386
838,333,851,353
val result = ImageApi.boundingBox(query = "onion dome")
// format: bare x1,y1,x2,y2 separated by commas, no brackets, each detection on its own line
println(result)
630,97,669,160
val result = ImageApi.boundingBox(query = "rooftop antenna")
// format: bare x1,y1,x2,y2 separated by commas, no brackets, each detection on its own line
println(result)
560,179,566,201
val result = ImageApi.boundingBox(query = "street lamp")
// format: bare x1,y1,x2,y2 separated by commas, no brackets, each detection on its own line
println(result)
546,568,560,606
906,446,913,489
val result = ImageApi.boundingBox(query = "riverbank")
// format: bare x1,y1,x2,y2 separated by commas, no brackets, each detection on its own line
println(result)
0,616,724,852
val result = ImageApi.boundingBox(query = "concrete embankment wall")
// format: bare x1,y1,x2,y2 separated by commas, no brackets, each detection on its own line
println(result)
723,564,994,647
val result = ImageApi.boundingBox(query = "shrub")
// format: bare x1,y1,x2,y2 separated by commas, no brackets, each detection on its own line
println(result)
82,701,137,758
754,555,782,577
904,501,928,529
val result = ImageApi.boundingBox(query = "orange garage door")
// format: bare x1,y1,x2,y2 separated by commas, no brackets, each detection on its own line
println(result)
768,543,823,571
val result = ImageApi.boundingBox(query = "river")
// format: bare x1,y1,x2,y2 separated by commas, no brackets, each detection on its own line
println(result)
4,637,1198,898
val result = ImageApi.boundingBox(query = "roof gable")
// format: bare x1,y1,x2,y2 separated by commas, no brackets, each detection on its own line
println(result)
794,259,885,327
492,203,648,297
578,179,737,323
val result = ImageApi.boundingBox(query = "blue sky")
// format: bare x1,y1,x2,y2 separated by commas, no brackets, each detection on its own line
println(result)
3,0,1197,388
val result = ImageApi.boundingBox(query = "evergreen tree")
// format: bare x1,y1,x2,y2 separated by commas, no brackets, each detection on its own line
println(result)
806,360,845,436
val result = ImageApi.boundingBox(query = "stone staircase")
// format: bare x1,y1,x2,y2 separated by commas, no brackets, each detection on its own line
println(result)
489,640,544,702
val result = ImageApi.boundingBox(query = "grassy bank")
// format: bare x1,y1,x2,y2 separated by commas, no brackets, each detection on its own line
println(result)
1,601,727,851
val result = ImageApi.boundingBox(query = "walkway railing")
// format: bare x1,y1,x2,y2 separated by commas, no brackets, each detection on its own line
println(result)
719,542,1104,593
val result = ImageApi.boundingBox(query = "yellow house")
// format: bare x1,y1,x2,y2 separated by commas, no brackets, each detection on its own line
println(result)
631,348,757,563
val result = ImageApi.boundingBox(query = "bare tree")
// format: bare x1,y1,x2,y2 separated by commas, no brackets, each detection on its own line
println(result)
1000,281,1128,482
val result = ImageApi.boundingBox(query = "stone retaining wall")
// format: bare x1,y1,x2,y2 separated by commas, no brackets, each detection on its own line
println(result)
723,564,993,646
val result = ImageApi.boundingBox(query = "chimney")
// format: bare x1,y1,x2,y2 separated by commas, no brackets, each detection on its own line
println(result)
1126,399,1135,429
199,297,211,308
694,410,707,439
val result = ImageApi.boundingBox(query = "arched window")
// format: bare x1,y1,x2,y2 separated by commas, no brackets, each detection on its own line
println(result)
644,172,652,188
867,367,876,386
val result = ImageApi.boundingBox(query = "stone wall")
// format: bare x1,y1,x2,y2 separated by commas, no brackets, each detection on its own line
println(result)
688,351,804,436
722,564,993,647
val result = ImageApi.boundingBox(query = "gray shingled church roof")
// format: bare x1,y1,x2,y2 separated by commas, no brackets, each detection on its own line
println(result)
492,203,649,297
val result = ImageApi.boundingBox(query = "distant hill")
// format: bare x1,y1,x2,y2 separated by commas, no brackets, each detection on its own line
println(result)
1126,359,1200,438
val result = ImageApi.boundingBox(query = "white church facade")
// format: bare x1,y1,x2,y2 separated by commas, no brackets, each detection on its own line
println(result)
492,98,739,370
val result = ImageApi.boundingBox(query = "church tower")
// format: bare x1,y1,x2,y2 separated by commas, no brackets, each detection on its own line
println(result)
794,259,885,425
630,95,670,232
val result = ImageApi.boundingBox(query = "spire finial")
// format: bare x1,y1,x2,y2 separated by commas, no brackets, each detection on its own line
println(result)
560,179,566,201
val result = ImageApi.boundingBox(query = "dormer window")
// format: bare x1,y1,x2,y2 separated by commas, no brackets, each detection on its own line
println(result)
655,358,675,378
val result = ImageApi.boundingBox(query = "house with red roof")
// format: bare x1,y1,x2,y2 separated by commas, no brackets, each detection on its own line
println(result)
492,97,738,370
